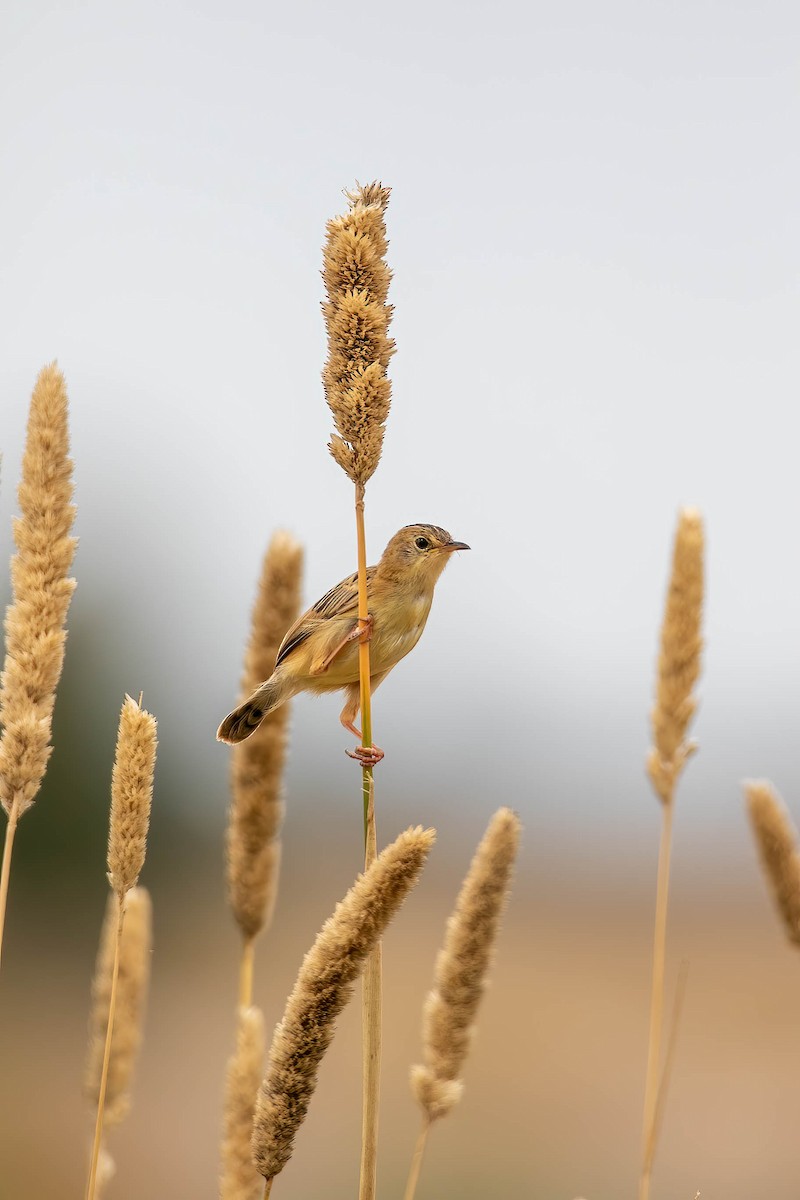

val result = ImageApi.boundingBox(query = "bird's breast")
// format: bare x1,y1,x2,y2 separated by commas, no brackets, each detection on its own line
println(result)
371,592,432,672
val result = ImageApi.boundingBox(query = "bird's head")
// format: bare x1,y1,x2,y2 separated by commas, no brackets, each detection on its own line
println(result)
378,524,470,587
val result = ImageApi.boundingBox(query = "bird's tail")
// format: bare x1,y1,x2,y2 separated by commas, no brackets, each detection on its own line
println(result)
216,673,288,745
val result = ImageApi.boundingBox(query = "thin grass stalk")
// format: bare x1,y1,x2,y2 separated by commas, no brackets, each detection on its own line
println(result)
0,798,20,972
360,774,381,1200
646,958,688,1181
263,1182,272,1200
639,799,674,1200
355,482,381,1200
355,482,373,841
403,1117,431,1200
239,937,256,1009
86,894,125,1200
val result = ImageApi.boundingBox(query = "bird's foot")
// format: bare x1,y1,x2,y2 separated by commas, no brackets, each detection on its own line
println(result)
345,742,385,768
357,613,374,643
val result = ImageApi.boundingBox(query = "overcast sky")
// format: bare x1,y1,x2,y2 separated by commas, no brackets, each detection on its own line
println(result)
1,0,798,867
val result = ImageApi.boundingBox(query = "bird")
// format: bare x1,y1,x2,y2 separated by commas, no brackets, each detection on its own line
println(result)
217,524,469,765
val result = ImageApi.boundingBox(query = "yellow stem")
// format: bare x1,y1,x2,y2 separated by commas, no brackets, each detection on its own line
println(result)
355,482,373,842
645,959,689,1181
239,936,255,1008
403,1117,431,1200
0,796,21,974
263,1178,273,1200
86,892,126,1200
639,796,674,1200
355,484,381,1200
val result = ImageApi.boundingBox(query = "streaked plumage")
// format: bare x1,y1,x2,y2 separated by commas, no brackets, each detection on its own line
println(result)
217,524,469,751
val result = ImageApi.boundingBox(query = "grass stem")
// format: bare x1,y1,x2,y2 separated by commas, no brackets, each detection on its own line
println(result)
0,796,20,974
263,1178,273,1199
403,1117,431,1200
638,796,674,1200
355,483,381,1200
239,937,255,1008
86,893,125,1200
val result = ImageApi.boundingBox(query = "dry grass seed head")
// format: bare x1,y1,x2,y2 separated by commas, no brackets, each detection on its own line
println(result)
0,363,77,816
227,533,302,942
647,507,704,805
322,182,395,487
412,807,521,1122
221,1006,266,1200
746,780,800,946
252,825,436,1180
107,696,157,897
84,887,152,1126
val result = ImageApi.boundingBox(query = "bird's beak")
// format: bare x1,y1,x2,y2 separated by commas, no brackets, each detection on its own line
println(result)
442,540,470,553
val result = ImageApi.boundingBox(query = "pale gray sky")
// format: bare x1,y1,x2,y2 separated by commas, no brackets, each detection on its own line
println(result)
1,0,798,864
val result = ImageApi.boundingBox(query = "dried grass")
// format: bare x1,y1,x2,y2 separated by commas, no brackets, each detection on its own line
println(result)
322,182,394,487
0,362,77,817
252,825,435,1182
746,780,800,946
107,696,157,899
227,531,303,945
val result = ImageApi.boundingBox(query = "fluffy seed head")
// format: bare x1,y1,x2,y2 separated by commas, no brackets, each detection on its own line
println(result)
322,182,395,487
412,807,521,1121
0,363,77,816
746,780,800,947
227,531,303,942
84,887,152,1126
647,508,704,805
107,696,157,897
252,825,435,1180
221,1006,266,1200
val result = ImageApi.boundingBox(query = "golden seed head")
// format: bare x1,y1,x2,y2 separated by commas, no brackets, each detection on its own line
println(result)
322,182,395,488
746,780,800,947
227,532,303,942
107,696,157,897
647,508,704,805
84,887,153,1126
221,1006,266,1200
412,807,521,1122
0,363,77,817
252,825,435,1180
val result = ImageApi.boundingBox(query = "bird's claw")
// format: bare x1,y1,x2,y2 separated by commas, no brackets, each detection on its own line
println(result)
357,613,374,643
345,743,385,768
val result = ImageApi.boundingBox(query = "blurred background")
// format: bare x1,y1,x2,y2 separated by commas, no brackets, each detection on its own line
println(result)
1,0,799,1196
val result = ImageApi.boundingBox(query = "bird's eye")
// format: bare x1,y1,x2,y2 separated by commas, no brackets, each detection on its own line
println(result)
414,536,430,551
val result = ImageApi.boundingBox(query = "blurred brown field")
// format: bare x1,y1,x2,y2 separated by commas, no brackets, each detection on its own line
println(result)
2,797,800,1200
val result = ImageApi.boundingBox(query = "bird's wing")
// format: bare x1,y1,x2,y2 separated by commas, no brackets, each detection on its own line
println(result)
274,567,372,668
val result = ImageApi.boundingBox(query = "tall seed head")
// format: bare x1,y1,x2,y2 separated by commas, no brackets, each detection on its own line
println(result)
227,532,303,942
0,363,77,816
647,508,704,805
746,780,800,947
221,1006,266,1200
107,696,157,898
252,825,435,1181
411,807,521,1122
322,182,395,487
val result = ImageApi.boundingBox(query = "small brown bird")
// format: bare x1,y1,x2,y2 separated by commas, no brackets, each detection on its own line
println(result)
217,524,469,764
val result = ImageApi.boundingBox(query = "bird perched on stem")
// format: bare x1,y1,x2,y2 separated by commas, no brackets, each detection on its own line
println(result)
217,525,469,765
